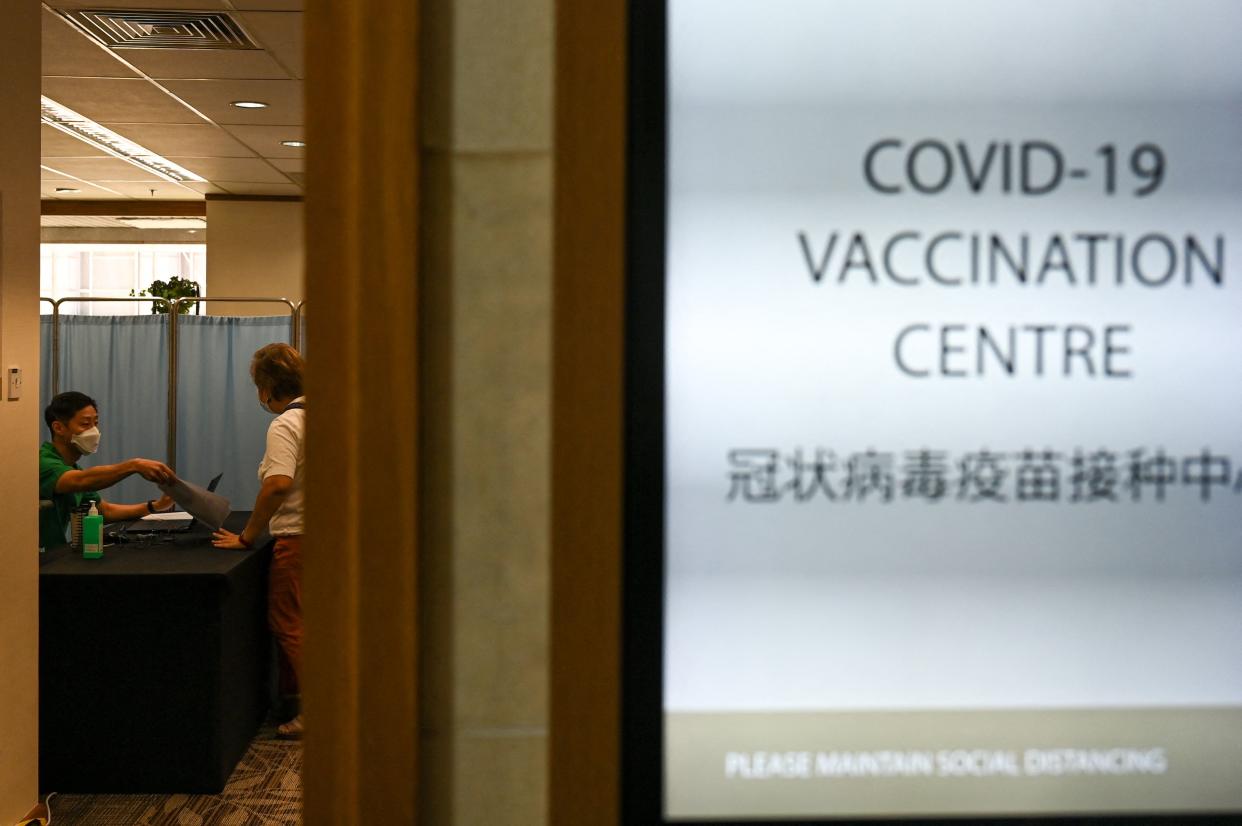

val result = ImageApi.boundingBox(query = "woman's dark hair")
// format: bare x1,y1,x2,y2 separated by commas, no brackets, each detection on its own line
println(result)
44,391,98,433
251,343,305,400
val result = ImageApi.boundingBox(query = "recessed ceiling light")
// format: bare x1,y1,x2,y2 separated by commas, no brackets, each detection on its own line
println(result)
280,140,306,148
231,100,268,109
55,187,80,193
41,97,207,185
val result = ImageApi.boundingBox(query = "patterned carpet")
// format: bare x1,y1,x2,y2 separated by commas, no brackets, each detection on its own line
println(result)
46,728,301,825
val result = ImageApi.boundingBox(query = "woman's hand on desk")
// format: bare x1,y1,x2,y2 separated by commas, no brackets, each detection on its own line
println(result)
211,529,247,549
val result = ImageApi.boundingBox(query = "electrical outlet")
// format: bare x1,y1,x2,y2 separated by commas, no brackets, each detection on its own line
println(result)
7,366,22,401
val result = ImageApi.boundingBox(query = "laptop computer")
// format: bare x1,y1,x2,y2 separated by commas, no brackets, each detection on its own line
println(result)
121,473,224,534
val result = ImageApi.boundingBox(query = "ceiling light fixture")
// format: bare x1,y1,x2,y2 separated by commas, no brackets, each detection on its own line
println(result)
231,100,268,109
40,97,207,184
280,140,306,148
118,217,209,230
55,187,80,193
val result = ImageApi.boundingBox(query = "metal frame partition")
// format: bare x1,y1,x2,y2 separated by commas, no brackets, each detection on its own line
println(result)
294,300,305,351
39,298,57,394
41,295,300,471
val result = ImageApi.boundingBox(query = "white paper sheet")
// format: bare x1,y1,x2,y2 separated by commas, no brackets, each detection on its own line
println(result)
139,512,193,522
158,478,231,530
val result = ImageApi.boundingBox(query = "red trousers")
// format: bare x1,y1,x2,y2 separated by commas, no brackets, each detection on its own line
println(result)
269,535,303,698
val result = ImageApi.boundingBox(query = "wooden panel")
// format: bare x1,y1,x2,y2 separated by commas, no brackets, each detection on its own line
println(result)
41,199,206,215
302,0,421,823
550,1,627,825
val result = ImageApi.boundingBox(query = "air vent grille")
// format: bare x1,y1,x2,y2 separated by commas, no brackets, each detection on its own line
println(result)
61,9,259,50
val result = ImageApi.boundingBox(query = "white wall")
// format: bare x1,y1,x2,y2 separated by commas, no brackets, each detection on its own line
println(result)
0,1,43,820
205,199,304,316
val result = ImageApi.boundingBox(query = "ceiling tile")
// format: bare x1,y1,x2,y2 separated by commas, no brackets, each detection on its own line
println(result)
43,77,204,124
104,182,205,200
166,156,291,183
42,8,138,78
215,182,304,196
41,216,131,228
40,184,128,201
268,158,303,173
42,124,110,158
229,1,304,11
41,166,82,182
237,12,303,79
159,79,302,125
223,125,304,158
42,157,168,182
100,123,258,158
122,48,292,81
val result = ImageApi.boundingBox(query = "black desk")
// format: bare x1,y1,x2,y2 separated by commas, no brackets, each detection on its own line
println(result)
40,512,270,793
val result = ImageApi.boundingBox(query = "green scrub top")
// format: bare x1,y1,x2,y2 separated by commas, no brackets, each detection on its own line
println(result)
39,441,100,549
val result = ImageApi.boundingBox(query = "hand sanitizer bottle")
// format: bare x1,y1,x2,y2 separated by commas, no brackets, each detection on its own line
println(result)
83,501,103,559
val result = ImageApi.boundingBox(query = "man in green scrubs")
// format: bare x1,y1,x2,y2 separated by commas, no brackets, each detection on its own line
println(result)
39,391,177,549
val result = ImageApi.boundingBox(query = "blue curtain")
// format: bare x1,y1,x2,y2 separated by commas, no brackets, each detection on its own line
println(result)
39,313,296,514
176,315,294,512
48,315,171,506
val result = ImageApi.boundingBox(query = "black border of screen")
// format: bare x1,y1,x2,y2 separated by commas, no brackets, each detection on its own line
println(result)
619,1,1240,824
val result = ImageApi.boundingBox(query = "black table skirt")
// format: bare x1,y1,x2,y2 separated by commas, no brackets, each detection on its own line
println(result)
40,511,271,793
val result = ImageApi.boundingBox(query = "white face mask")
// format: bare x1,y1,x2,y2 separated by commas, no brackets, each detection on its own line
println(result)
71,426,101,455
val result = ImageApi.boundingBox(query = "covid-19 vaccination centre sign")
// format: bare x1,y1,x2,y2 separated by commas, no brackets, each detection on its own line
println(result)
623,0,1242,821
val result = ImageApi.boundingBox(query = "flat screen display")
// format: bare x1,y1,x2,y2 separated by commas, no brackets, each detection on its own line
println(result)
660,0,1242,819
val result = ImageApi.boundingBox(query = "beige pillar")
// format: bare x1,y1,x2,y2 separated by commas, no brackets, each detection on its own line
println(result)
0,1,42,821
205,197,305,315
419,0,553,822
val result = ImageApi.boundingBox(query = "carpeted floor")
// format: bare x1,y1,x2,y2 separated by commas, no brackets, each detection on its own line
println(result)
45,727,301,825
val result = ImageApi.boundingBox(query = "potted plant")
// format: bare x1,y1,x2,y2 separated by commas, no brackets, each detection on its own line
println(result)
131,276,200,314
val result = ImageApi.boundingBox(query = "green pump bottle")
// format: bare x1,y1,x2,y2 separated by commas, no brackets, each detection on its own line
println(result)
82,501,103,559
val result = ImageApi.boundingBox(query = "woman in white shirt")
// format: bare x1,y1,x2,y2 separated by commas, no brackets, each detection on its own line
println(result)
213,342,306,738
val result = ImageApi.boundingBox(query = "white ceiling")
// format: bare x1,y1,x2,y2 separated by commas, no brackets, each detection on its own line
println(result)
41,0,304,202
